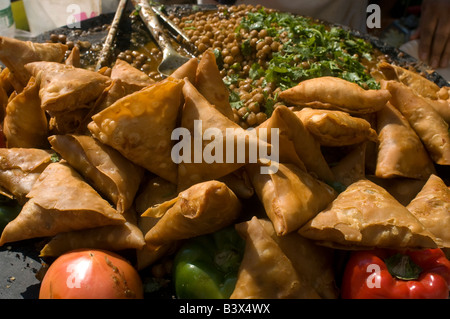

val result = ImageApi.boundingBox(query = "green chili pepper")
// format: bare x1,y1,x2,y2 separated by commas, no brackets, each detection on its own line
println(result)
173,226,245,299
0,196,22,232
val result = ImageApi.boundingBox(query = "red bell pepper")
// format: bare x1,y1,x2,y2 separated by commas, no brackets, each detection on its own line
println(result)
341,248,450,299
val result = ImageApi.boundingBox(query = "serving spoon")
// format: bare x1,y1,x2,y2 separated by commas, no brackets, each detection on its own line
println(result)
131,0,193,77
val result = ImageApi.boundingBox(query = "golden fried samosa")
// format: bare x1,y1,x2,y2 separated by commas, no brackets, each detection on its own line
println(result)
247,163,337,235
39,209,145,257
110,59,154,88
424,98,450,124
376,62,441,100
279,76,391,114
255,217,338,299
230,217,322,299
256,105,306,171
48,134,144,213
375,102,436,179
385,80,450,165
0,148,54,204
0,67,13,95
88,77,184,184
299,179,438,249
93,59,155,114
259,105,334,182
0,162,125,246
295,108,378,146
195,49,234,121
3,76,48,148
406,174,450,247
24,61,111,113
134,176,179,270
65,46,80,68
142,180,241,249
0,36,68,86
170,57,198,83
177,80,271,190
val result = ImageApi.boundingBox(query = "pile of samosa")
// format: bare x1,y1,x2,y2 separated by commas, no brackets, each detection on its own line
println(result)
0,35,448,299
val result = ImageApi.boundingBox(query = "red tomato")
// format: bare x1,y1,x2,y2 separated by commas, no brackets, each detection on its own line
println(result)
39,249,144,299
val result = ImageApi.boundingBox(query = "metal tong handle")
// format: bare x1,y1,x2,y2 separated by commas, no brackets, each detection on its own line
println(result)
131,0,177,58
151,6,190,44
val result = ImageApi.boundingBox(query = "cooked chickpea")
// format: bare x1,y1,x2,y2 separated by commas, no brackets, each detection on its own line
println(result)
247,101,260,113
246,112,257,126
256,112,268,125
258,29,268,39
237,106,249,118
223,55,234,65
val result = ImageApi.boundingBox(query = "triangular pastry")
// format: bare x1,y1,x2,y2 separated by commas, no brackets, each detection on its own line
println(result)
195,49,234,121
24,61,111,114
3,76,48,148
48,134,145,213
375,102,435,180
88,77,184,184
39,209,145,257
230,217,323,299
295,107,378,147
279,76,391,114
0,148,53,204
0,36,67,86
299,179,438,249
384,80,450,165
406,174,450,248
246,163,337,235
142,180,241,249
0,162,125,246
260,105,334,182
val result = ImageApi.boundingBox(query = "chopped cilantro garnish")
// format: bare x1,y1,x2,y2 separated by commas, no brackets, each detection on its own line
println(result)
237,9,380,90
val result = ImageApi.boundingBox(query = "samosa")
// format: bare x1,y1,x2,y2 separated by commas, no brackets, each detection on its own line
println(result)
230,217,333,299
0,36,67,86
195,49,234,121
384,80,450,165
246,162,337,235
0,148,54,204
88,77,184,184
0,162,125,246
279,76,391,114
299,179,439,249
3,76,48,148
375,102,436,180
25,61,111,114
48,134,145,213
406,174,450,248
142,180,241,249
